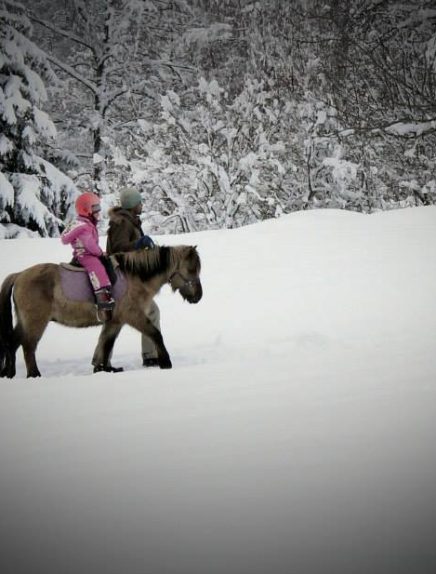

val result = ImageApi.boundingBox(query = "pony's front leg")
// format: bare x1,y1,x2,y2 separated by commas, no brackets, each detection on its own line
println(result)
147,325,172,369
128,313,172,369
92,322,123,373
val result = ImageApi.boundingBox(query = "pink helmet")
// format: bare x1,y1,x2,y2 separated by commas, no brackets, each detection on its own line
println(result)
75,192,101,218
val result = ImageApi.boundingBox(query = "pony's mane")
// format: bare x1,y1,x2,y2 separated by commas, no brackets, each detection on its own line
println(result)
114,246,172,282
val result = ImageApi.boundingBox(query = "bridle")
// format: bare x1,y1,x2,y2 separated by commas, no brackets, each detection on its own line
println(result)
169,270,201,288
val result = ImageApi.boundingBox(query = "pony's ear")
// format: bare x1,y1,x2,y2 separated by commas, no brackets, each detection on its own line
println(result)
189,245,199,261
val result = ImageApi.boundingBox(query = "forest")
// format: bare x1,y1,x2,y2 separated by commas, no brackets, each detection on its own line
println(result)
1,0,435,237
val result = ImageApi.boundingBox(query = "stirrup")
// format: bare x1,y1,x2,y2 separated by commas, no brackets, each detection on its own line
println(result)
96,307,113,323
97,300,115,310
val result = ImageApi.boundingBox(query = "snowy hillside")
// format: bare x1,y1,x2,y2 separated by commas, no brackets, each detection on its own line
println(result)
1,207,436,574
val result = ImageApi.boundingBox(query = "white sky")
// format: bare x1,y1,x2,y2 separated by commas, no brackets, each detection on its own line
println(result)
1,206,436,574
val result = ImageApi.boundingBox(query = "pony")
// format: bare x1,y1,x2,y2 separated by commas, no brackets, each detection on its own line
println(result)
0,245,202,378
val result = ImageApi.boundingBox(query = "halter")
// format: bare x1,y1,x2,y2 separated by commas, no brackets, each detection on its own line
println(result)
169,270,201,288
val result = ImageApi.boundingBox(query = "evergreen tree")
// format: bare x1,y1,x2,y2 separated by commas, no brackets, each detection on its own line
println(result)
0,0,76,238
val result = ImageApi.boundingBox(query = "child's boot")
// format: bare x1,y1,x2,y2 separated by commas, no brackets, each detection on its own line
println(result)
94,287,115,322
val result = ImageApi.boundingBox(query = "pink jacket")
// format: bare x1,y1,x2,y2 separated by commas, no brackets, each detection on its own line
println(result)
61,216,103,259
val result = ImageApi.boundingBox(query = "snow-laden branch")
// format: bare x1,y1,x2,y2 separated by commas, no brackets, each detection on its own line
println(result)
45,53,97,94
366,118,436,138
383,118,436,137
28,13,96,55
326,117,436,139
97,49,117,69
136,53,196,72
102,88,129,113
107,80,158,109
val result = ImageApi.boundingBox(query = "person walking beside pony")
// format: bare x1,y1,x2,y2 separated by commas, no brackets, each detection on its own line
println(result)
104,186,161,367
61,191,114,321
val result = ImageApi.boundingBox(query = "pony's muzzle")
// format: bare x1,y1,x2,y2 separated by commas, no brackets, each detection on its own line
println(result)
182,283,202,304
189,291,202,304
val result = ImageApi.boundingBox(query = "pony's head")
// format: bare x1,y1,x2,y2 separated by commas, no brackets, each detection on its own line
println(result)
169,246,202,304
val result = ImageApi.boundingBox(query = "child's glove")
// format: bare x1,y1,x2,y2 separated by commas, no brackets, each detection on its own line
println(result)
135,235,155,250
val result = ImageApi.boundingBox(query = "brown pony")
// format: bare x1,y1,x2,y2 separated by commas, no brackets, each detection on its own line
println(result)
0,245,202,378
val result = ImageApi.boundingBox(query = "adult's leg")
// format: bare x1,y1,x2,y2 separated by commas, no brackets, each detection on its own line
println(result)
141,300,161,364
92,322,123,372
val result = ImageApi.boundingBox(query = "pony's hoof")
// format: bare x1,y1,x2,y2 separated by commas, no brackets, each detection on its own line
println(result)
142,357,160,368
1,363,16,378
93,364,124,373
159,359,172,369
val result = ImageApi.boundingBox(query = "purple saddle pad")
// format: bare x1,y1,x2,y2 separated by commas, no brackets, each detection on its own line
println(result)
59,264,127,303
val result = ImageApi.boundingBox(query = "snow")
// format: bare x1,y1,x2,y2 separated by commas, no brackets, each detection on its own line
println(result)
11,172,57,234
385,119,436,137
184,24,233,46
33,107,57,139
0,170,14,205
1,207,436,574
93,152,105,165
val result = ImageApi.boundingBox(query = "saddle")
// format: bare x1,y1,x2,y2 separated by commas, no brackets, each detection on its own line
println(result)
64,255,118,285
59,256,126,304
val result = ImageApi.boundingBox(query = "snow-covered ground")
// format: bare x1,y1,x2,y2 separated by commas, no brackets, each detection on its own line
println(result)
1,207,436,574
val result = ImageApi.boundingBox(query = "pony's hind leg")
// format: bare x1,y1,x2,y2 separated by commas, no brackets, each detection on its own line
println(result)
20,318,49,378
0,347,12,378
22,345,41,378
0,349,15,378
0,325,21,379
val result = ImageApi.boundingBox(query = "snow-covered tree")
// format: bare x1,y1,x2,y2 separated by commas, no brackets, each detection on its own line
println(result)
301,0,436,209
0,0,77,238
5,0,434,234
126,78,300,232
29,0,196,195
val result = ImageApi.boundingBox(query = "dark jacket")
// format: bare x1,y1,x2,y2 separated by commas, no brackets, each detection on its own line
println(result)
106,207,144,254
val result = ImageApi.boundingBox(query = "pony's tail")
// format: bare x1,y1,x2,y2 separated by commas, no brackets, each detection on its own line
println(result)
0,273,18,367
